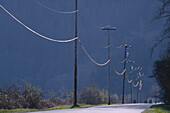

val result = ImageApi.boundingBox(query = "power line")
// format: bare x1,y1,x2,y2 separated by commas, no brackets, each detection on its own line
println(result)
78,39,110,66
34,0,78,14
121,58,127,63
126,73,133,83
110,62,126,76
139,80,142,90
0,4,77,43
103,45,111,49
133,82,139,87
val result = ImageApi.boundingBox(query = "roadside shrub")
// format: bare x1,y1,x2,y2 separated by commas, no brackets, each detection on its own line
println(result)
0,83,25,109
110,94,119,103
0,82,44,109
0,82,120,109
0,82,74,109
23,82,44,108
79,84,107,105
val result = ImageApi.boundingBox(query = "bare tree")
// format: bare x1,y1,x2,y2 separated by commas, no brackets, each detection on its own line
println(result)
151,0,170,55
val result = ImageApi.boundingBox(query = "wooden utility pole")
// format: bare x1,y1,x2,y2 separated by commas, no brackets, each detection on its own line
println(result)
122,45,127,104
140,88,142,103
137,84,139,103
73,0,78,106
130,70,133,103
102,25,116,105
121,44,131,104
127,61,135,103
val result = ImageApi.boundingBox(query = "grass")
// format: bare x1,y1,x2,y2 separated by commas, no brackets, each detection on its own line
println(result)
143,104,170,113
49,104,94,110
0,104,94,113
0,109,38,113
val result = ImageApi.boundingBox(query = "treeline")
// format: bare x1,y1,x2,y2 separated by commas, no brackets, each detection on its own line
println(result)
0,82,120,109
152,51,170,105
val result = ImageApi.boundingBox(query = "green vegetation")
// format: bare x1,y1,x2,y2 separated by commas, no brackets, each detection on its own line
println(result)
152,54,170,104
0,82,120,112
0,104,94,113
49,104,94,110
143,104,170,113
151,0,170,105
0,82,74,109
79,84,119,105
0,109,38,113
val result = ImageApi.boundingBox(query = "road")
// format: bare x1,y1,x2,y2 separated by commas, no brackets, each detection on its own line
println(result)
29,103,152,113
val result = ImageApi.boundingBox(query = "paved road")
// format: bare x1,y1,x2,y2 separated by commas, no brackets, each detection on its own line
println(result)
29,103,152,113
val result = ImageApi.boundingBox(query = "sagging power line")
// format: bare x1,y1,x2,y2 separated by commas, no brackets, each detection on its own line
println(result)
1,1,146,105
78,39,110,66
110,62,126,76
0,4,78,43
34,0,78,14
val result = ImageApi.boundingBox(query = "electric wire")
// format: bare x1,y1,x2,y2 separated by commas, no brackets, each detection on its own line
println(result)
34,0,78,14
121,58,127,63
126,73,133,84
136,76,140,80
79,13,106,50
136,72,144,80
110,62,126,76
139,80,142,90
116,45,124,48
133,82,139,87
136,73,140,80
78,39,110,66
0,4,77,43
103,45,111,48
139,72,144,77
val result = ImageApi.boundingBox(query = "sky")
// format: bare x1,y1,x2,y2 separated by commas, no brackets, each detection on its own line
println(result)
0,0,164,101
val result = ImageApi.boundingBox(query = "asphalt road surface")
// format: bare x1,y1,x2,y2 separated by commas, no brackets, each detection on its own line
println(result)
29,103,152,113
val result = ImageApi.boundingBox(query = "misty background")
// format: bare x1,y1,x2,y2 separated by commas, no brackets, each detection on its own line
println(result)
0,0,164,101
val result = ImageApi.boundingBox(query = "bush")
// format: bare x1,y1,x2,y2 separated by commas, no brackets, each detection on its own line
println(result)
23,82,44,108
0,82,120,109
79,84,119,105
110,94,119,104
0,82,74,109
79,84,106,105
0,82,44,109
0,83,25,109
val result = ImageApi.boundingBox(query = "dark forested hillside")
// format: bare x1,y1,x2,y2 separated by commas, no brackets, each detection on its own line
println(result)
0,0,163,101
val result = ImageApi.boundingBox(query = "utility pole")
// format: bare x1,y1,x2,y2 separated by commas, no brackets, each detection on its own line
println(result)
140,88,142,103
130,66,133,103
102,25,116,105
135,67,142,104
127,60,135,103
73,0,78,106
137,83,139,103
139,79,143,103
120,44,131,104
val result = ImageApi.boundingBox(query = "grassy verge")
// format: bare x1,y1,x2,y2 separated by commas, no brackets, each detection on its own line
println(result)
0,109,38,113
0,104,94,113
49,104,94,110
143,104,170,113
